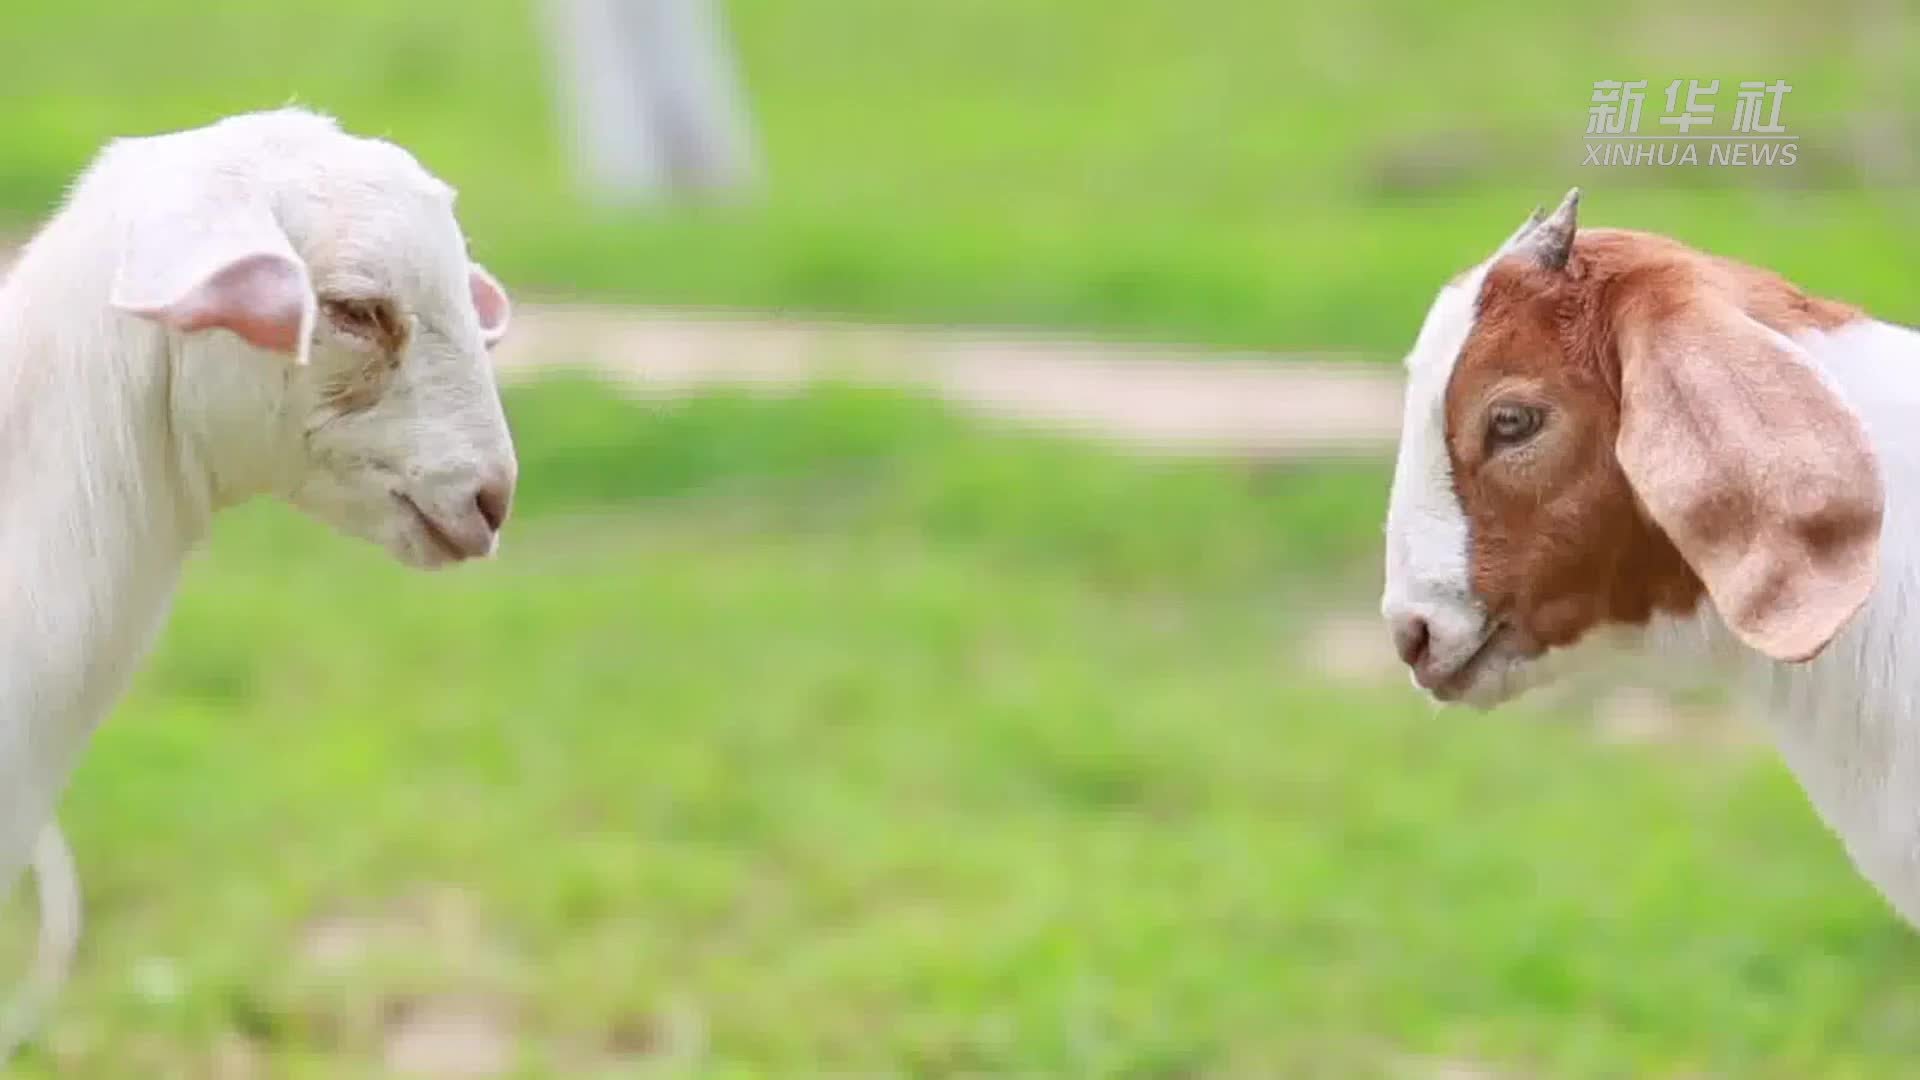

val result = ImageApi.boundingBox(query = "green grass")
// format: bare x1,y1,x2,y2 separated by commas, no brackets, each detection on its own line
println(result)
2,378,1913,1075
5,4,1917,1074
1,2,1915,349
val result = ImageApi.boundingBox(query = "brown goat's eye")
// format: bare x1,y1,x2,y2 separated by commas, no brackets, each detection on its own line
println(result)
1487,403,1545,447
322,297,405,350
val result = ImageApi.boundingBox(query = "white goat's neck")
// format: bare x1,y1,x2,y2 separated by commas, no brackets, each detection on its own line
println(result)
1699,318,1920,923
0,207,289,886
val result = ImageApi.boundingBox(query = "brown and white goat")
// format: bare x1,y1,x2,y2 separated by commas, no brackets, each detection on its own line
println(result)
1381,189,1920,924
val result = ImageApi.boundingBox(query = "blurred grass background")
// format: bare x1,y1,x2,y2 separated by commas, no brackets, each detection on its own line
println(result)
3,0,1920,1075
31,381,1920,1076
0,1,1915,349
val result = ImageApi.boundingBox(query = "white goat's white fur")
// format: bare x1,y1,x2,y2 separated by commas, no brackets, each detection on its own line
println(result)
0,109,517,1050
1386,231,1920,925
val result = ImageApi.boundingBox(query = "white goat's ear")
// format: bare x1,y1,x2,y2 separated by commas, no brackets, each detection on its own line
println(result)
109,203,317,365
469,263,511,349
1615,299,1883,662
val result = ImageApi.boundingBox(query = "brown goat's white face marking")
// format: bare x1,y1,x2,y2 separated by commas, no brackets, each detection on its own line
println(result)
1383,191,1884,707
1380,203,1570,705
1381,258,1505,702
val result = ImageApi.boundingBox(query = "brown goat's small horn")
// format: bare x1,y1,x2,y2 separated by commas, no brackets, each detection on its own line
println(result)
1522,187,1580,271
1498,205,1548,252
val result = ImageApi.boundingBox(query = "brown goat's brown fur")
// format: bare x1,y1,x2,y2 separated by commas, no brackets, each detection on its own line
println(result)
1443,228,1861,658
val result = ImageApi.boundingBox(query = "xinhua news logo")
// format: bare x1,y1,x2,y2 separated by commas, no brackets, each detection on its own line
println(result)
1585,79,1797,167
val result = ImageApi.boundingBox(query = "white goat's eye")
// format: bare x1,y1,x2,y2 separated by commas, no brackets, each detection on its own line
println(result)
1488,403,1545,446
321,297,405,350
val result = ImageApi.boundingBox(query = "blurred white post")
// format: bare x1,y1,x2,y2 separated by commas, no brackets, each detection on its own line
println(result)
542,0,761,203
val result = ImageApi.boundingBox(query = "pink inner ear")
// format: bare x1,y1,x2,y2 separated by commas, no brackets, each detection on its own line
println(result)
469,265,511,342
148,252,310,355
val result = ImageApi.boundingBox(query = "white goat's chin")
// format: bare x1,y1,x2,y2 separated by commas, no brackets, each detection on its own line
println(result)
294,478,494,572
388,525,462,571
382,504,483,570
289,495,452,571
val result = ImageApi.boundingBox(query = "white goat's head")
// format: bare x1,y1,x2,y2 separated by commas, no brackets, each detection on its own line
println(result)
1381,189,1883,707
96,109,517,568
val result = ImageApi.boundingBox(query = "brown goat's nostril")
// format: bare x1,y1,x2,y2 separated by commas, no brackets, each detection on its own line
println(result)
475,483,511,534
1392,616,1431,668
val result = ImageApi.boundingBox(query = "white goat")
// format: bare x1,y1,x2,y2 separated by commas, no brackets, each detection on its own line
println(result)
1381,188,1920,927
0,109,518,1049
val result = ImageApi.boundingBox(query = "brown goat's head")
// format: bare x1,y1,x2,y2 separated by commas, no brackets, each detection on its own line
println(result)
1381,190,1881,706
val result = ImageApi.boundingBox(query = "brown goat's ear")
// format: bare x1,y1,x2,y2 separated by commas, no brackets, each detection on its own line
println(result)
1615,300,1883,662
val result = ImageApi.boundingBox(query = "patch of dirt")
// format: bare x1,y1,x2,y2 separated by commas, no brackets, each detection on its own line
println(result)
1390,1054,1514,1079
1309,613,1402,685
1589,684,1757,750
297,884,514,979
297,914,379,974
381,996,514,1078
210,1031,266,1080
3,230,1409,459
494,303,1405,458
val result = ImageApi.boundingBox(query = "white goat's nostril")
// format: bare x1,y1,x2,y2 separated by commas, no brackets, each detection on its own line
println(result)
475,482,511,534
1391,615,1431,668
